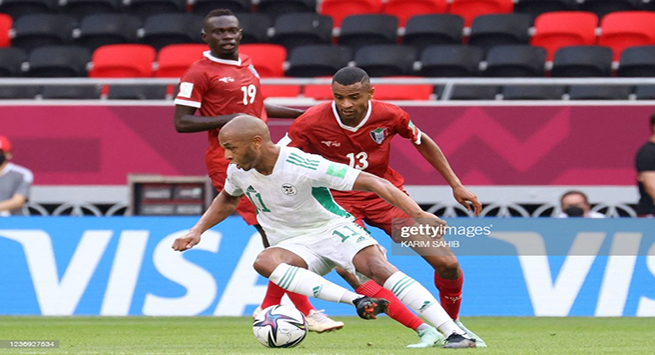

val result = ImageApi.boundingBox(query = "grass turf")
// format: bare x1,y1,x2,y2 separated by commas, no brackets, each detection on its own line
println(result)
0,316,651,354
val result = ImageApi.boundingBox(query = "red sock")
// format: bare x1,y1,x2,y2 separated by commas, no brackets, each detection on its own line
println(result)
261,281,285,309
356,280,424,331
286,292,315,316
434,271,463,320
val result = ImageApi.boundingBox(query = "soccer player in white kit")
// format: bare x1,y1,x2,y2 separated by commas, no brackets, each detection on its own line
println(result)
172,115,476,348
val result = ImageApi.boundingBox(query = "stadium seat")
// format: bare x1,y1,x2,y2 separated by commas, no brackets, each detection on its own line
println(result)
551,45,613,77
469,14,532,50
258,0,317,19
382,0,448,28
568,85,632,100
0,14,12,48
285,45,352,77
141,14,204,50
485,45,546,77
618,46,655,77
60,0,123,20
41,85,101,99
338,14,399,51
449,85,498,100
27,46,92,77
403,14,464,51
107,85,169,99
531,11,598,61
501,85,565,100
260,85,302,98
237,13,273,44
0,0,58,20
0,48,27,77
373,77,433,100
89,44,156,77
77,14,142,51
449,0,514,27
303,77,334,99
514,0,577,19
419,45,483,77
192,0,252,15
635,85,655,100
271,13,333,50
155,43,206,78
320,0,384,28
598,11,655,61
12,14,77,52
579,0,642,19
240,44,287,77
126,0,188,19
0,85,40,99
354,45,416,77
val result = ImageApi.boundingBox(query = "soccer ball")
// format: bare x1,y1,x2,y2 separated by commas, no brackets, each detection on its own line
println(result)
252,305,308,348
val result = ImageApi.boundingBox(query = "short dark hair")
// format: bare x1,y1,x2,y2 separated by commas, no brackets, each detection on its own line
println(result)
204,9,236,23
332,67,370,87
561,190,589,205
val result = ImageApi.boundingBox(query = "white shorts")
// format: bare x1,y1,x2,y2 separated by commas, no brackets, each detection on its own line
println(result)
271,221,383,277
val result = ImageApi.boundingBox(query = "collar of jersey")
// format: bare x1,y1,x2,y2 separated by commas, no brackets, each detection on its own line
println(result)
331,100,372,132
203,51,242,66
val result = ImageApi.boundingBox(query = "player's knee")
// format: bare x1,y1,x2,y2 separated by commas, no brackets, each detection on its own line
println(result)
368,260,397,285
253,251,278,278
435,257,460,279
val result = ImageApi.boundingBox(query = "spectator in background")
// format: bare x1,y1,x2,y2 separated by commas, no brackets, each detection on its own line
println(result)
556,190,605,218
0,136,33,216
635,114,655,217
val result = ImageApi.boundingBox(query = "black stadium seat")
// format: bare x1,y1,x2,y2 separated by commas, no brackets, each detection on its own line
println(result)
285,45,352,77
141,14,204,50
338,14,399,51
0,48,27,77
635,85,655,100
449,85,498,100
0,86,41,99
271,13,333,50
419,45,483,77
403,14,464,51
568,85,632,100
258,0,317,19
355,45,416,77
192,0,253,14
27,46,92,77
77,14,142,51
579,0,642,19
126,0,188,19
41,85,101,99
551,45,613,77
107,85,169,100
618,46,655,77
237,13,274,44
60,0,123,20
514,0,577,19
485,45,546,77
502,85,565,100
469,14,532,50
12,14,77,53
0,0,58,20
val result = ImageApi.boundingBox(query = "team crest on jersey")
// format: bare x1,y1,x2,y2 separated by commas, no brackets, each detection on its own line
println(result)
281,183,297,196
370,127,388,144
248,65,260,79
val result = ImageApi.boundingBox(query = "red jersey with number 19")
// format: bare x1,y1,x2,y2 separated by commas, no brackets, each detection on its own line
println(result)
174,51,267,178
285,100,421,202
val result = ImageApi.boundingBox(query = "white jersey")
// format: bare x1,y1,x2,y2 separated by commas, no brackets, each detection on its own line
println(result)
224,146,361,245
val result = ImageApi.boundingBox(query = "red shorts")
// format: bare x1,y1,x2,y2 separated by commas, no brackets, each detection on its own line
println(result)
336,194,412,242
210,169,258,226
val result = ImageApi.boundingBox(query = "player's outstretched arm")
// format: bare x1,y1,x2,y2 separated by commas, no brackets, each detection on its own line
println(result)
174,105,244,133
414,133,482,216
172,190,240,251
264,103,304,119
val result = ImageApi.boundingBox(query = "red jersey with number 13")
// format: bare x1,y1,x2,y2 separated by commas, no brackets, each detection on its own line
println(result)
286,100,421,201
174,51,267,177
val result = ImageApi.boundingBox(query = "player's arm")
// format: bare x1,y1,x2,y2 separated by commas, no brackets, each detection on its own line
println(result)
174,105,242,133
264,103,304,119
172,190,240,251
414,133,482,216
0,194,27,212
640,171,655,201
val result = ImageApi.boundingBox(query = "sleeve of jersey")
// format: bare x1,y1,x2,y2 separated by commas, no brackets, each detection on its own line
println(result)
312,154,361,191
280,119,309,149
223,165,244,196
395,107,422,145
637,146,655,172
174,69,207,109
16,170,33,198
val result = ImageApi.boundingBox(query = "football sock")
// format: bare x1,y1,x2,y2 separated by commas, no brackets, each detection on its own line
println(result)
434,271,464,320
269,263,361,305
286,291,315,316
356,280,424,331
384,271,465,336
260,281,285,309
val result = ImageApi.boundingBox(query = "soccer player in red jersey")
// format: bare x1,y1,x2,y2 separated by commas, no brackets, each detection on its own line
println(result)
282,67,486,346
172,9,343,332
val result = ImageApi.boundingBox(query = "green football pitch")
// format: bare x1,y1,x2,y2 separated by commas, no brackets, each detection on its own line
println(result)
1,316,652,354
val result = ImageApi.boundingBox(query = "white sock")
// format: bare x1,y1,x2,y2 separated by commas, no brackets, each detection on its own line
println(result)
269,263,361,305
383,272,465,336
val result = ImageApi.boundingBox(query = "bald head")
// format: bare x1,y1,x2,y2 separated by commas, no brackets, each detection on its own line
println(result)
220,115,271,143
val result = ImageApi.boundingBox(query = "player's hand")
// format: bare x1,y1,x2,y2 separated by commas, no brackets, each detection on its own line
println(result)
172,231,201,251
418,211,447,227
452,185,482,216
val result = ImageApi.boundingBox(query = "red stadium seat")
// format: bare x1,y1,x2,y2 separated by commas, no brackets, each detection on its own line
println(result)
320,0,383,28
449,0,513,27
303,77,333,100
155,44,206,78
531,11,598,61
0,14,12,47
261,85,302,98
89,44,156,77
372,77,433,100
240,44,287,78
599,11,655,61
383,0,448,28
